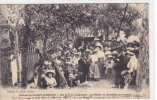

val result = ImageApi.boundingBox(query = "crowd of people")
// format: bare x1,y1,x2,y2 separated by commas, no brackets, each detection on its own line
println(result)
28,34,140,90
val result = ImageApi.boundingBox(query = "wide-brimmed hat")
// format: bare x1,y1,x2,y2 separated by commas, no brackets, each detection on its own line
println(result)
95,43,103,49
45,70,56,77
94,37,100,41
93,49,98,53
108,55,113,58
126,47,134,52
86,48,90,52
112,51,118,55
125,50,135,55
105,51,112,55
74,52,81,56
127,35,140,44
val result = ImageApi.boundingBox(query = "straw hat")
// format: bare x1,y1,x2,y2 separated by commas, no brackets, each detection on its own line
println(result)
108,55,113,58
105,51,112,55
95,43,103,49
45,70,56,77
86,48,90,52
74,52,81,56
126,47,134,52
112,51,118,55
127,35,140,44
125,50,135,55
93,49,98,53
94,37,100,41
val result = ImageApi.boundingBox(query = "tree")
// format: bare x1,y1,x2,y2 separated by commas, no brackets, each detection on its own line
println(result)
7,5,25,87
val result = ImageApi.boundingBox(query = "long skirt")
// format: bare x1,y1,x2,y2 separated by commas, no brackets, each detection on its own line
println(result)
89,63,100,79
98,58,104,77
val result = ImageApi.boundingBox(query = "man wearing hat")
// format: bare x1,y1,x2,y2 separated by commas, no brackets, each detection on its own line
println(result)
78,41,86,53
121,50,139,89
113,46,127,89
112,51,118,59
94,37,102,46
126,35,140,57
78,53,90,83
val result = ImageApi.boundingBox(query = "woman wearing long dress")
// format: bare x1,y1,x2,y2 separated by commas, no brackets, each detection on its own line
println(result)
89,51,100,80
95,43,105,77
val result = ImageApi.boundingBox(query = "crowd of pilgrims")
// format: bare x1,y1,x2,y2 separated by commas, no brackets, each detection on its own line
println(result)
28,36,140,90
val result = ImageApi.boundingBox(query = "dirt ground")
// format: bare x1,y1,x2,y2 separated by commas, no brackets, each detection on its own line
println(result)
89,79,115,89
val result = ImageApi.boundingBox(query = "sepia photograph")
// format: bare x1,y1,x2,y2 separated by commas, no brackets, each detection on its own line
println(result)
0,3,150,99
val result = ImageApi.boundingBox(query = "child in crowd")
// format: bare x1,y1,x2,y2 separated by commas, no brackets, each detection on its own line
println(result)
105,55,115,80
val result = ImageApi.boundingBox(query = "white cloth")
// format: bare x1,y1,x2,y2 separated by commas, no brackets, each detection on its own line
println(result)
90,55,98,62
127,55,138,73
127,35,140,43
96,50,105,58
10,54,22,85
74,58,79,65
45,77,57,88
106,60,114,68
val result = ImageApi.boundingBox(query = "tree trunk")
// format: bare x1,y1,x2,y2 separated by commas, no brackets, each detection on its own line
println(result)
21,48,28,88
21,5,31,88
106,28,109,41
0,48,12,88
47,54,68,88
43,33,48,53
116,3,128,40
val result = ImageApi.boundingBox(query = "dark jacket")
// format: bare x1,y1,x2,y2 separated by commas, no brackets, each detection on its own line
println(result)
114,53,128,74
78,58,90,83
78,58,89,74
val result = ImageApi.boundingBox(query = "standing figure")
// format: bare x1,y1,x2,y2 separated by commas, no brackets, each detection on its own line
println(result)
89,51,100,81
121,50,139,89
95,43,105,77
78,53,90,83
113,47,127,89
105,55,114,80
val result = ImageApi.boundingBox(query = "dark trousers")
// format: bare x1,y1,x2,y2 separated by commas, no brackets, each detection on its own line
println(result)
80,72,88,83
115,72,125,88
129,71,137,86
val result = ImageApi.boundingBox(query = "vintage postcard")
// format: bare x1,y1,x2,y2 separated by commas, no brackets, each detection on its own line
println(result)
0,2,152,99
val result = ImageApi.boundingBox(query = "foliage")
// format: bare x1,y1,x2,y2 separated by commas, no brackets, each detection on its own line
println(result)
5,3,148,87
